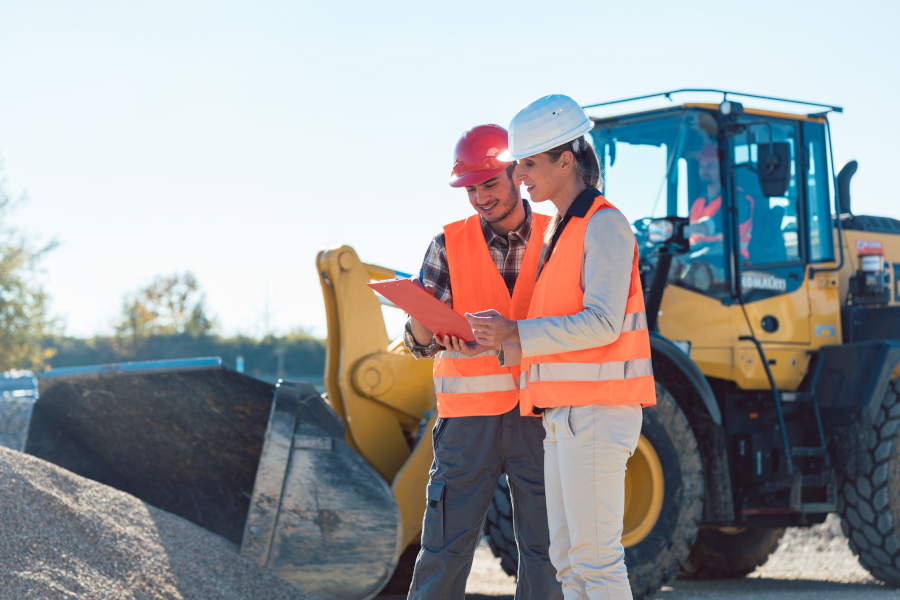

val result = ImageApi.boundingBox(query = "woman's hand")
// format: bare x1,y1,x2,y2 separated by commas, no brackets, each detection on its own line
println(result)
440,334,494,357
465,310,520,346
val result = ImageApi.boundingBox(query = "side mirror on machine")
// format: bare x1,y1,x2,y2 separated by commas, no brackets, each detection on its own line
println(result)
757,142,791,197
648,217,690,252
644,216,689,332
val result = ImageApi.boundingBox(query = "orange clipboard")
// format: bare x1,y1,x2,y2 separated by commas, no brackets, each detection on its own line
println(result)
367,278,475,342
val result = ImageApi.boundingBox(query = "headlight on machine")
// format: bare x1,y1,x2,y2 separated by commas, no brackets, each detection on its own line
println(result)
648,219,674,244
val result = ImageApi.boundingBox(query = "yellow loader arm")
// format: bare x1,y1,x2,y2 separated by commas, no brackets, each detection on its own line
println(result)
317,245,437,548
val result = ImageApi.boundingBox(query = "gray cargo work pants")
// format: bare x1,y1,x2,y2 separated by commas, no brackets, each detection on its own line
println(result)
407,407,562,600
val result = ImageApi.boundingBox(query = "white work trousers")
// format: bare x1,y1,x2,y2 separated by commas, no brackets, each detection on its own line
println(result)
542,403,643,600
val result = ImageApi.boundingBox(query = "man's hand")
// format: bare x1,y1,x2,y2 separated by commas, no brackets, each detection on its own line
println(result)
465,309,520,346
410,275,434,295
441,334,495,357
409,276,437,346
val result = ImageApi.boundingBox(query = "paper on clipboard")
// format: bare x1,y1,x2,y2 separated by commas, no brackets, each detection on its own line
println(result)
367,279,475,342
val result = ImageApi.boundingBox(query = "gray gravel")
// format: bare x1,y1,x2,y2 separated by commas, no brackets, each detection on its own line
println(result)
451,515,900,599
7,441,895,600
0,445,320,600
653,515,898,598
749,514,878,584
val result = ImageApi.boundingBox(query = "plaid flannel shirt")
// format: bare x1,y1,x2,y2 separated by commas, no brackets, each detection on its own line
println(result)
403,200,535,358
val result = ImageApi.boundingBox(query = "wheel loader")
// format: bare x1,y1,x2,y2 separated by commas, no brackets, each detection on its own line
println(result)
7,89,900,599
315,89,900,596
485,90,900,595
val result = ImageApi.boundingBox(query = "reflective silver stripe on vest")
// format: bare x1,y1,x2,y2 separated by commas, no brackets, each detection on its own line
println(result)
528,358,653,383
437,349,499,360
621,311,648,332
519,371,528,390
434,373,516,394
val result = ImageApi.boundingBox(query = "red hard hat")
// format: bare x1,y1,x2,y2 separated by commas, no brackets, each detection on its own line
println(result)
449,124,512,188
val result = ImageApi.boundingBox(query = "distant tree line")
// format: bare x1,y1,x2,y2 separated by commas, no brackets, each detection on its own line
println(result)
48,272,326,376
48,331,325,377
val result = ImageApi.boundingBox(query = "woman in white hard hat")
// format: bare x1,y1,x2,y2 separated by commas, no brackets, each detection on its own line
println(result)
463,95,656,600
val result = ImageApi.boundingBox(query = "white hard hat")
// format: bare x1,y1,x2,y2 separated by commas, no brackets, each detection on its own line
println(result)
498,94,594,161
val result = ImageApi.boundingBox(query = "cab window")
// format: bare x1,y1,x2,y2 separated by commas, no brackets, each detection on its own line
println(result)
591,110,732,300
803,122,835,263
731,119,802,266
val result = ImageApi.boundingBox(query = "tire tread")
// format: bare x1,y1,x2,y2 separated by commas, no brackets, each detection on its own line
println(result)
677,527,784,580
839,379,900,586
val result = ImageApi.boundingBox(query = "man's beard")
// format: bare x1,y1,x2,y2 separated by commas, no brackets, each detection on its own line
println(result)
482,189,521,224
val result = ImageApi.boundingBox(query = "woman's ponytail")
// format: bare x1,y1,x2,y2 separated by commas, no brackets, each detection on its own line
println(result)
575,136,602,190
534,136,603,278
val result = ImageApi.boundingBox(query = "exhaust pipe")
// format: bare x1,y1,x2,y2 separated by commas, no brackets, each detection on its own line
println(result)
837,160,858,216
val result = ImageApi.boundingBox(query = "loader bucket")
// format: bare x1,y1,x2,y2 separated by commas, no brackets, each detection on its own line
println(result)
24,358,402,600
0,370,39,451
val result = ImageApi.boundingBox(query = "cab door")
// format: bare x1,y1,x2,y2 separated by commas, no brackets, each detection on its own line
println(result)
728,118,810,345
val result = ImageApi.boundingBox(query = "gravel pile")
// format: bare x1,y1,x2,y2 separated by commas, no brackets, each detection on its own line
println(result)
750,514,880,585
777,514,849,553
0,445,321,600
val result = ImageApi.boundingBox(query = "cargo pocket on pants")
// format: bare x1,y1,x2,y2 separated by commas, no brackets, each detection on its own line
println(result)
422,480,445,550
432,417,451,450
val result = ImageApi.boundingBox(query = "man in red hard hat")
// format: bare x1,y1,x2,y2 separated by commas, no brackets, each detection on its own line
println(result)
403,124,562,599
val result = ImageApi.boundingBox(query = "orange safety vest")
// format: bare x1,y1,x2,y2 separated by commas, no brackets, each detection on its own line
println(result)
689,191,755,260
519,195,656,415
432,211,550,418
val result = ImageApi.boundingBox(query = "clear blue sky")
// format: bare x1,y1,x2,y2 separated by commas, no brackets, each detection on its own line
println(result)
1,0,897,338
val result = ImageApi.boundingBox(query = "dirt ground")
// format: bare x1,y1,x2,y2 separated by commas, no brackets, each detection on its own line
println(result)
384,516,900,599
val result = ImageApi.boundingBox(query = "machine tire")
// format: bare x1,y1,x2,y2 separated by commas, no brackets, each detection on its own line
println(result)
839,377,900,587
677,527,784,579
626,383,704,598
484,384,704,599
485,475,518,577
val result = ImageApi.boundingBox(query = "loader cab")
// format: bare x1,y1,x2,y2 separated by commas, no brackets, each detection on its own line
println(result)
589,100,838,354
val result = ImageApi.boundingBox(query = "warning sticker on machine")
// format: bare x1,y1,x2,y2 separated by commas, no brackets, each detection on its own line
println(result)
815,324,837,337
856,239,884,255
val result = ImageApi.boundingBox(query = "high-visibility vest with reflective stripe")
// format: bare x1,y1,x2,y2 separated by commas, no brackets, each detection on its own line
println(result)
519,195,656,414
433,211,550,418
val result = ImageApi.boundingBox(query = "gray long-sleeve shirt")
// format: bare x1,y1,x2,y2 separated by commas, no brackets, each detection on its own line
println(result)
503,192,635,364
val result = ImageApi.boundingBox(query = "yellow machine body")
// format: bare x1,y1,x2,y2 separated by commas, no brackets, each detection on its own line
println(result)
657,186,900,388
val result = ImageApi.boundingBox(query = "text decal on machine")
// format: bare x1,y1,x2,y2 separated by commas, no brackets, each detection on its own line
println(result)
742,273,788,293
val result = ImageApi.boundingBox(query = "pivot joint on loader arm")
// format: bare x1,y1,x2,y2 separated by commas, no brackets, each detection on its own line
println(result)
351,351,435,419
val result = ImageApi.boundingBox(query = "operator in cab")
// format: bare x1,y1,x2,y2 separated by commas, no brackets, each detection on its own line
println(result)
689,143,755,261
402,125,562,600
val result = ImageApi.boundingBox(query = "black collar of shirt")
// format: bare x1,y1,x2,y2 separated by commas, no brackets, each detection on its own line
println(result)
547,187,601,256
566,187,601,219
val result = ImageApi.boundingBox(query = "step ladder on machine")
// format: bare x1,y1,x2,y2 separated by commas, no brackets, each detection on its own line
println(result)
740,336,837,514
